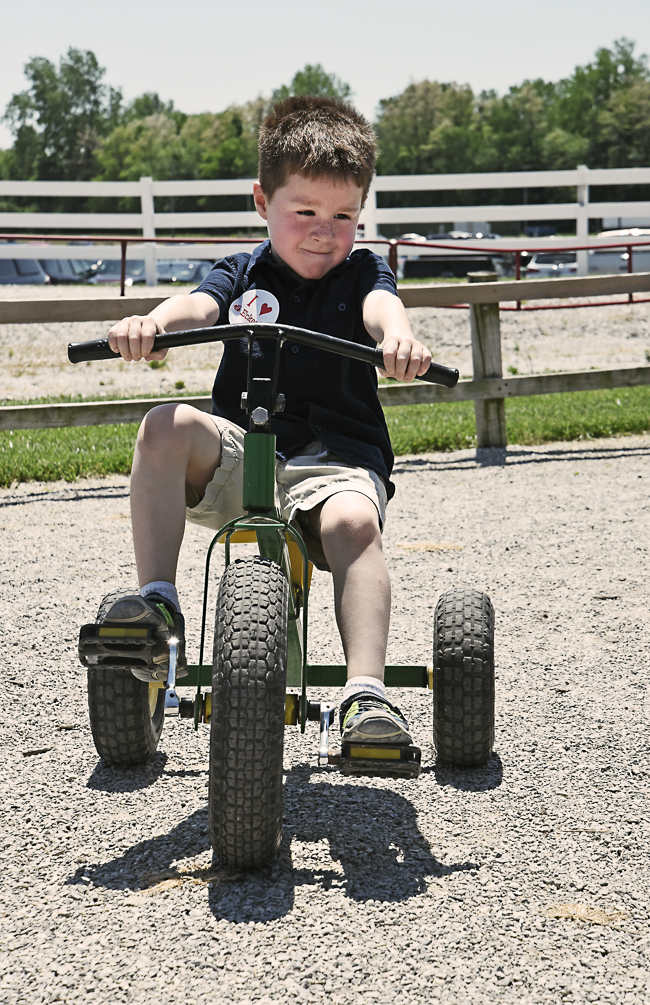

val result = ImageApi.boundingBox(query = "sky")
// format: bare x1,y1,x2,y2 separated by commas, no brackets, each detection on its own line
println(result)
2,0,650,150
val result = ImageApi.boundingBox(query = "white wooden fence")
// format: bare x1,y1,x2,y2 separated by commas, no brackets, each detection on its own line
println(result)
1,166,649,282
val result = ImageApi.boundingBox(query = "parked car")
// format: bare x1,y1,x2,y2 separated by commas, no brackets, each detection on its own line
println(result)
38,259,94,284
156,260,214,284
402,232,502,279
87,259,146,285
525,252,578,277
0,259,50,284
588,229,650,274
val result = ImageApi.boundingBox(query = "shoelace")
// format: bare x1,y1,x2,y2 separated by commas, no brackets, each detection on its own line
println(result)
343,695,404,724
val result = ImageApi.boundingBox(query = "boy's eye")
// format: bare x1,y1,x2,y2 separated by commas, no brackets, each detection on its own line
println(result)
335,214,351,220
297,210,315,216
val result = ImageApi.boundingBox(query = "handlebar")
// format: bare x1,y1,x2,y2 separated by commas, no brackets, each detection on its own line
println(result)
67,322,459,388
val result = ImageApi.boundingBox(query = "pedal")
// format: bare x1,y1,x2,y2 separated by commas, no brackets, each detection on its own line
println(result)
335,742,422,779
78,621,157,671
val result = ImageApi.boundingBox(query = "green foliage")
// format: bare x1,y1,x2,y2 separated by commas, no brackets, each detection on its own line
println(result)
376,81,479,176
2,47,122,183
94,101,263,195
270,64,352,107
375,38,650,178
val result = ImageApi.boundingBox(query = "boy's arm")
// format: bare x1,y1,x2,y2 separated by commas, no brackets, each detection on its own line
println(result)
362,289,432,382
107,292,220,362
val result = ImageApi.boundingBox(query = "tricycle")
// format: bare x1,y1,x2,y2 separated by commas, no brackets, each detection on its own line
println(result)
69,323,495,869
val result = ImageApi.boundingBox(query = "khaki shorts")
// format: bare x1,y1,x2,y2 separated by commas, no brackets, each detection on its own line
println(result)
185,416,388,570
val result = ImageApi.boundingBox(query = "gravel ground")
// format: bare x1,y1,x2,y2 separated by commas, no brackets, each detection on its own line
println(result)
1,284,649,401
1,434,649,1004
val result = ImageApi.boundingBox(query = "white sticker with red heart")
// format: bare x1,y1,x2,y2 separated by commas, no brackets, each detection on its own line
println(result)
229,289,280,325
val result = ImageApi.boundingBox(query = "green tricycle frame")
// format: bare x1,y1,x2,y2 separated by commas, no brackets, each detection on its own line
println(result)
70,322,495,871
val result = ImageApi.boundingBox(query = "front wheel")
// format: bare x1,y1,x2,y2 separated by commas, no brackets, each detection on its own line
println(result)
87,669,165,765
433,588,495,766
209,556,289,869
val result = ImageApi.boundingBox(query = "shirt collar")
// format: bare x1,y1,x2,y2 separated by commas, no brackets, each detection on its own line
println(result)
247,239,352,287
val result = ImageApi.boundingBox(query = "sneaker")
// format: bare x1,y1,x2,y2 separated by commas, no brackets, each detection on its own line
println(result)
98,590,187,683
339,692,413,745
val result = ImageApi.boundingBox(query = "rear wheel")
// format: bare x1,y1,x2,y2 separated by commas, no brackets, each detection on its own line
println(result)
433,588,495,766
87,669,165,765
209,556,289,869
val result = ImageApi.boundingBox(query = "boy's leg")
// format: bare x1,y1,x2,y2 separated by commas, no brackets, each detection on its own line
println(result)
310,491,389,681
131,404,223,586
95,404,223,682
310,491,412,744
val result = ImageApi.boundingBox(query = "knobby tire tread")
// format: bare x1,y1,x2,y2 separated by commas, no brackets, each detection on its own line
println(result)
87,668,165,766
433,587,495,766
210,556,289,870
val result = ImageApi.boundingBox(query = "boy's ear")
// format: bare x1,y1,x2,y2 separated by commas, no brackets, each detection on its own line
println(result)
253,182,269,221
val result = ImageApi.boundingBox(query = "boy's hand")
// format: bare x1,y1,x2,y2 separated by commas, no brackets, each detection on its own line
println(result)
362,288,432,383
107,315,168,362
378,334,432,383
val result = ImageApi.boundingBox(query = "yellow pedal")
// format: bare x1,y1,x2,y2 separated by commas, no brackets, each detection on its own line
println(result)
348,745,401,760
98,626,148,638
339,743,422,779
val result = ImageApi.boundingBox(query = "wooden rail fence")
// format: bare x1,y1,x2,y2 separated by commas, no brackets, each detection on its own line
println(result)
2,271,650,443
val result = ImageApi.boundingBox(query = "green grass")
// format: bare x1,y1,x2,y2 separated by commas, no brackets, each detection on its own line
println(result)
386,385,650,455
1,386,649,486
0,423,138,485
0,389,209,407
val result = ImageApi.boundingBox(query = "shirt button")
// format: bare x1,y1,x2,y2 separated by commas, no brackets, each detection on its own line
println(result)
291,345,300,354
314,424,322,432
293,295,301,303
338,303,346,311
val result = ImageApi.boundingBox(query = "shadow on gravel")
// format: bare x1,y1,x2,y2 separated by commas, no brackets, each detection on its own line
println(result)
74,763,481,924
0,486,129,508
430,751,503,791
206,764,478,924
393,442,650,475
71,806,210,891
86,750,168,792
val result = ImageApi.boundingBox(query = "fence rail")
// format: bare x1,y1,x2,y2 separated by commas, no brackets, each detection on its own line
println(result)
2,364,649,433
1,271,649,325
2,166,650,281
1,270,650,437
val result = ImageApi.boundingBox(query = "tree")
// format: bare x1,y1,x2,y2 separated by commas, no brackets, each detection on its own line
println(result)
595,79,650,167
375,80,479,175
94,113,186,183
269,64,352,107
3,48,122,182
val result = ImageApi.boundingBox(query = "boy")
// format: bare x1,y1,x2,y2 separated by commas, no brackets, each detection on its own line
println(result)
100,96,431,747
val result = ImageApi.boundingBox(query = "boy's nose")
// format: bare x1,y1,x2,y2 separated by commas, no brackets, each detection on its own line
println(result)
310,221,335,241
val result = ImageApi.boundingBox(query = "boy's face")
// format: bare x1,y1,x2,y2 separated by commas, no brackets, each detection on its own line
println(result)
253,173,364,281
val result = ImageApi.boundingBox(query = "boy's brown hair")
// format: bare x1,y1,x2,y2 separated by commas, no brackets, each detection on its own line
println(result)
258,96,376,202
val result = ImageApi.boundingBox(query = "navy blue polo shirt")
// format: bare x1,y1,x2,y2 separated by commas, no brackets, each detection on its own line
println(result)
192,240,398,499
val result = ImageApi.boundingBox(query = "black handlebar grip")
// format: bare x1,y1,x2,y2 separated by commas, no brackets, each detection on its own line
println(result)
417,361,459,388
68,339,120,364
370,346,459,388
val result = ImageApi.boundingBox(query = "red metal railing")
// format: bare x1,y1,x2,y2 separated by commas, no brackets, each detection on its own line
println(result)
2,232,650,309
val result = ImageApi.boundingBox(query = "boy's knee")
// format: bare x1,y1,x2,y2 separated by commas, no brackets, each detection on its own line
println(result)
320,494,381,551
137,404,212,454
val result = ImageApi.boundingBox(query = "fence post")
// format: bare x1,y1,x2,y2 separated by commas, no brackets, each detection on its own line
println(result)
468,271,507,450
576,164,589,277
360,182,378,239
139,176,157,287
